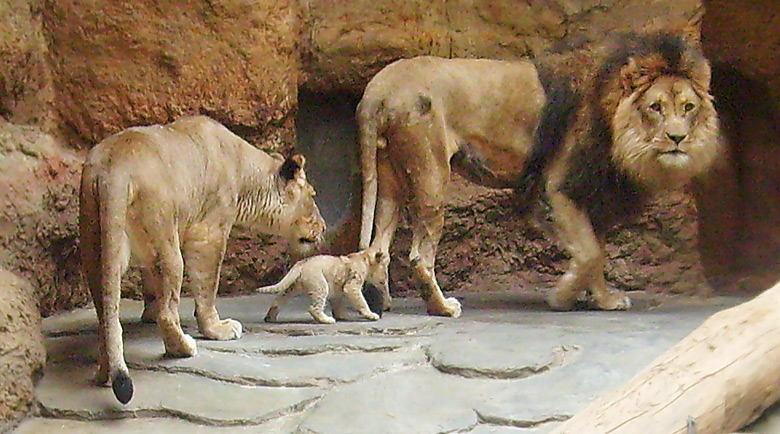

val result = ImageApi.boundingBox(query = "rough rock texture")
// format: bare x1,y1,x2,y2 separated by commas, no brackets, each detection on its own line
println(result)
0,122,83,314
0,270,45,431
42,0,298,148
299,0,702,93
0,0,767,318
0,0,54,130
695,0,780,293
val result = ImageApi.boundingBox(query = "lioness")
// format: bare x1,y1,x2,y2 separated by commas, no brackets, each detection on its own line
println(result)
257,248,388,324
358,32,721,316
79,115,326,404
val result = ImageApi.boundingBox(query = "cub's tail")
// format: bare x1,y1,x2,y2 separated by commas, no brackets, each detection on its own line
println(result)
255,265,302,294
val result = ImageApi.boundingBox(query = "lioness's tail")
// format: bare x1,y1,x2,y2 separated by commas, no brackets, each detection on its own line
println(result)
79,168,134,405
356,98,386,250
255,264,302,294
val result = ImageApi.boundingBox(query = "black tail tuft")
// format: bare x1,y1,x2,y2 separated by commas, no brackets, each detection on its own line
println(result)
362,283,384,317
112,370,134,404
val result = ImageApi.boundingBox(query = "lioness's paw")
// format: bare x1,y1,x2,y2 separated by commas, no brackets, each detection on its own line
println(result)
165,333,198,358
427,297,462,318
590,290,632,311
203,318,243,340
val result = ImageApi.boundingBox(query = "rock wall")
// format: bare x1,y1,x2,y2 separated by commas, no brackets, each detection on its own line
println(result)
299,0,701,93
0,270,46,431
697,0,780,291
2,0,771,320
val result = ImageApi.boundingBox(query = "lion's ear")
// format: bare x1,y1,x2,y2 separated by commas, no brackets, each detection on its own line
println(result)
679,9,704,49
619,57,641,94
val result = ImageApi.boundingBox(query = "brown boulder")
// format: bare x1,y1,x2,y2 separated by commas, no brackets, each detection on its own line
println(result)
42,0,299,148
0,270,45,430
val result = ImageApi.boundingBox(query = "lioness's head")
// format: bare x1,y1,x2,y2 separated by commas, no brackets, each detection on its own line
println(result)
608,34,722,190
276,154,326,255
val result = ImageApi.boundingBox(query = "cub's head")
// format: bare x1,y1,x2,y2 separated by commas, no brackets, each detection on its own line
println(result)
276,154,326,255
607,33,722,190
366,250,390,289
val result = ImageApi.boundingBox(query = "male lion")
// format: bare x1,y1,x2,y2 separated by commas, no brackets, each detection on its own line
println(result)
79,115,326,404
358,32,721,316
257,248,388,324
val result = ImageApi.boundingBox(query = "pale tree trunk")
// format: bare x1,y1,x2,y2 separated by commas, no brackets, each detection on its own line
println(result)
551,280,780,434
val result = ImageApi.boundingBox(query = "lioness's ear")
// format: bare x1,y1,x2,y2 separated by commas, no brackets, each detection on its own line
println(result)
270,152,285,163
280,154,306,185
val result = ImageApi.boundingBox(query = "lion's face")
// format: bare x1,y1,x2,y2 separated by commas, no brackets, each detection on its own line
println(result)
612,75,721,190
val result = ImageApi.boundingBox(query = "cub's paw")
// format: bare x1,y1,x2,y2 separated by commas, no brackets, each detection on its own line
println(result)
427,297,462,318
203,318,243,340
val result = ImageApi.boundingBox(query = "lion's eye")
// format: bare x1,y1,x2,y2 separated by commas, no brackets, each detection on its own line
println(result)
649,102,662,113
683,102,696,113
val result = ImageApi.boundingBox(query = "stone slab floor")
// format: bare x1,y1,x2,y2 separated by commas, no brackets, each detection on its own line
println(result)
12,291,780,433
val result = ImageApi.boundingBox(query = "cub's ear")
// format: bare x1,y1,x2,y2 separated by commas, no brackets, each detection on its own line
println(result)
280,154,307,185
373,251,384,262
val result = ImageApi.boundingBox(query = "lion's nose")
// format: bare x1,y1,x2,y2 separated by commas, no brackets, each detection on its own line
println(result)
667,133,686,145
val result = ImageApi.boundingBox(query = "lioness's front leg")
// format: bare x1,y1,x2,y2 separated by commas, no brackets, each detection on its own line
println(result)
547,189,631,311
184,224,242,341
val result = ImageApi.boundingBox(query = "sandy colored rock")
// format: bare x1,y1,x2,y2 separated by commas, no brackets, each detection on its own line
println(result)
0,0,55,129
0,270,45,431
300,0,702,93
0,122,84,314
42,0,298,149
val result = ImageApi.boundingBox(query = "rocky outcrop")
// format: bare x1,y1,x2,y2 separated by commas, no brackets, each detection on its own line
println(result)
299,0,702,93
0,122,83,314
697,0,780,291
42,0,299,149
0,270,45,431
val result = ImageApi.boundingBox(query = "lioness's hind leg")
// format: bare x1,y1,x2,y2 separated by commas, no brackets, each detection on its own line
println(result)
151,242,197,357
140,269,160,324
404,145,461,317
371,155,400,311
184,225,242,340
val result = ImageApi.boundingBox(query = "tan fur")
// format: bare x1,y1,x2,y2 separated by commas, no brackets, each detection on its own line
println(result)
357,56,546,317
544,35,722,311
358,34,722,315
258,249,388,324
79,115,326,402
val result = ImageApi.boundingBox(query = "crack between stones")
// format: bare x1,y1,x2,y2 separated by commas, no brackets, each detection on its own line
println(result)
257,323,440,337
427,344,580,380
126,360,331,388
36,395,323,428
205,342,407,357
476,409,571,429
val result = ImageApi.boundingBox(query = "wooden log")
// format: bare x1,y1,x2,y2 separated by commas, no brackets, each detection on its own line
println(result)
551,281,780,434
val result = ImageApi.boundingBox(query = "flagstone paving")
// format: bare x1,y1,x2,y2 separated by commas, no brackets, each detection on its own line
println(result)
12,291,778,433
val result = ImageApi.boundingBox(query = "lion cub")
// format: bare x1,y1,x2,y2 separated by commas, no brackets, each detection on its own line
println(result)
257,249,388,324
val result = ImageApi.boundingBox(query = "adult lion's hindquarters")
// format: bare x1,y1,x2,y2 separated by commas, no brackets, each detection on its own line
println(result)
543,32,722,311
357,56,546,318
79,115,325,404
